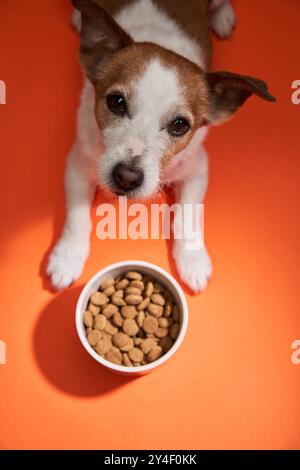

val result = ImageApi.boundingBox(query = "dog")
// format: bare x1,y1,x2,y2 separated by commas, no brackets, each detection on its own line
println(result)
47,0,275,292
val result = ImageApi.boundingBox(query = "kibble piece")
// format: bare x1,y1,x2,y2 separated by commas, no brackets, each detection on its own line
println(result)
116,278,129,290
159,336,173,353
103,286,115,297
125,294,143,306
104,320,118,336
130,280,144,290
112,332,127,349
133,362,141,367
134,338,143,346
173,305,180,322
112,332,133,352
143,316,158,334
93,314,107,331
136,311,145,328
164,301,173,318
88,303,101,316
140,338,157,355
128,347,144,363
87,329,102,347
153,282,164,294
148,303,163,318
123,353,133,367
83,310,93,328
123,318,139,337
159,317,171,328
100,277,115,290
95,334,112,354
145,281,154,297
122,337,134,352
146,333,158,340
114,289,124,298
121,305,137,319
151,293,166,306
111,294,126,307
105,347,122,365
86,327,92,335
112,311,123,328
90,292,109,306
125,271,142,281
147,346,163,363
125,287,142,296
102,303,118,319
137,297,150,311
170,323,179,340
155,327,169,338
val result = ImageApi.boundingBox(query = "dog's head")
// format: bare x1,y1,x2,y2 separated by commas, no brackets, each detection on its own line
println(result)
73,0,275,198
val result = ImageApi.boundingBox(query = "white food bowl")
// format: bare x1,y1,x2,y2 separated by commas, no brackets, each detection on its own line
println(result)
76,261,188,376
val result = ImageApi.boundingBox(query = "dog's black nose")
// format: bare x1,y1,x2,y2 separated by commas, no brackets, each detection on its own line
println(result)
112,163,144,192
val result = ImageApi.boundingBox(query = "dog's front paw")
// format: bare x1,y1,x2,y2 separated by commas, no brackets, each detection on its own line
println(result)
211,1,236,38
46,237,89,289
173,244,212,293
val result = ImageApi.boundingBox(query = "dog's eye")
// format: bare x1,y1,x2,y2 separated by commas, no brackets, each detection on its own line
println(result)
106,93,127,116
168,117,190,137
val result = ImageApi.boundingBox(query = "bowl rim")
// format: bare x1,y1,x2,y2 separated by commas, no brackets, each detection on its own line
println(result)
75,260,189,374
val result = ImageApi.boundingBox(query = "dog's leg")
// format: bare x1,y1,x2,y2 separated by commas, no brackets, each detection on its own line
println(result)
210,0,236,39
172,148,212,293
47,143,96,289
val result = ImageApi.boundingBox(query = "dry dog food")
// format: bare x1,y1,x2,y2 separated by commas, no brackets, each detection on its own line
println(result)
83,271,180,367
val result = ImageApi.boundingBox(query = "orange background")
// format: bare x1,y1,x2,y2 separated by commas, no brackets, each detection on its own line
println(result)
0,0,300,450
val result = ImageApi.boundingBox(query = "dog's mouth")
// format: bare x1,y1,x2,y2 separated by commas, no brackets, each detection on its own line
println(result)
111,187,134,197
109,185,149,200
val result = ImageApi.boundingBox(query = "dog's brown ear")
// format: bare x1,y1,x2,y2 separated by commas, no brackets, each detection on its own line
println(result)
205,71,276,124
72,0,133,83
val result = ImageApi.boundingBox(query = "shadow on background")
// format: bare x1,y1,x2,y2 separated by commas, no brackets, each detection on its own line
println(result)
33,286,135,397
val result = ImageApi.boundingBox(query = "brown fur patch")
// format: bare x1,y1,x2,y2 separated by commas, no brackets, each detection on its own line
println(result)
93,0,135,15
152,0,212,68
93,0,213,68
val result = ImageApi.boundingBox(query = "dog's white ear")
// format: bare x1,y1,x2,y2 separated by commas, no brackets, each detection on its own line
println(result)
205,71,276,124
71,0,133,83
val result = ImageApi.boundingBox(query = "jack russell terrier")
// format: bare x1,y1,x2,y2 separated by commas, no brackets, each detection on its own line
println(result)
47,0,275,292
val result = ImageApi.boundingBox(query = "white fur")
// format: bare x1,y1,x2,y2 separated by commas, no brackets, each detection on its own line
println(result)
210,0,227,10
162,128,208,184
47,143,96,289
115,0,205,68
47,0,236,291
173,171,212,292
211,0,236,38
71,7,81,32
99,59,183,199
127,137,146,157
166,131,212,292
